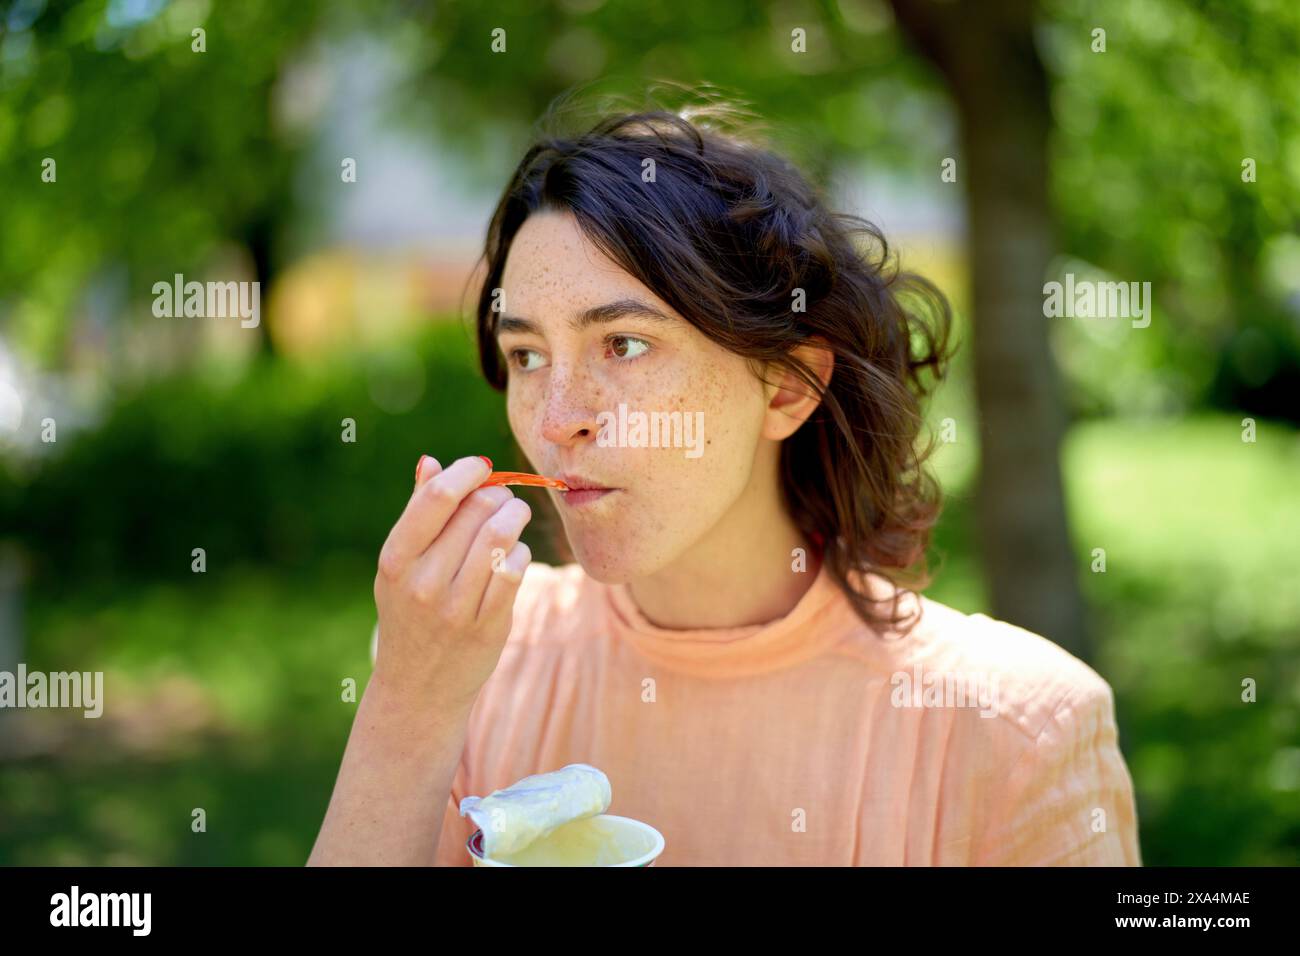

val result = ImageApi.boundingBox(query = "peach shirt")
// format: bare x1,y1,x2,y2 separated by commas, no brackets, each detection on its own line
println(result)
413,560,1141,866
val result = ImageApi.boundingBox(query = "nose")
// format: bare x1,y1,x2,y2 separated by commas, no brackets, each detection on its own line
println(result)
539,364,602,448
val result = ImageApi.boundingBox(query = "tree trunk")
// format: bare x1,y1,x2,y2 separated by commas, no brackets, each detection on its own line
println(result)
246,210,278,360
889,0,1090,660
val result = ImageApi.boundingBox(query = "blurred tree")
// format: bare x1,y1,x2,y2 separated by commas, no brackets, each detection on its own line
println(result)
1043,0,1300,423
882,0,1298,652
886,0,1087,654
0,0,328,361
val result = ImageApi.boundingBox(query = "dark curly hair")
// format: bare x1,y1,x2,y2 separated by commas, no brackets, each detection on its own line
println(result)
471,95,956,637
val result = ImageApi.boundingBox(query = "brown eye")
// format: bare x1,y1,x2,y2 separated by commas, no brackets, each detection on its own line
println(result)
509,348,545,371
606,335,650,361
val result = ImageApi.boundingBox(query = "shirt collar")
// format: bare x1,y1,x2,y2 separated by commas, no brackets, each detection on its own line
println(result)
598,559,876,679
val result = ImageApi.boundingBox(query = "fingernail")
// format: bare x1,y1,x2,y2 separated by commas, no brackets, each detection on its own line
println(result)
477,455,493,471
415,455,431,484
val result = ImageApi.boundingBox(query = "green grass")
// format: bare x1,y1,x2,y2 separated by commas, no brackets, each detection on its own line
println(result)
1,563,375,865
1064,416,1300,865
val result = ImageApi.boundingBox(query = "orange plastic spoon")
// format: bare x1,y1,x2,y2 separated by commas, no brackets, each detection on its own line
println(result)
479,471,570,491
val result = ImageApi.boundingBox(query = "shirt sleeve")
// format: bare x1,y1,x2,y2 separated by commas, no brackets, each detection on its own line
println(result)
976,680,1142,866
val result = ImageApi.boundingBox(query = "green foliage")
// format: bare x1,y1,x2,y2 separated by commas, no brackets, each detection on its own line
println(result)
0,320,548,597
5,0,1297,411
1045,0,1300,420
1,0,328,360
1065,417,1300,864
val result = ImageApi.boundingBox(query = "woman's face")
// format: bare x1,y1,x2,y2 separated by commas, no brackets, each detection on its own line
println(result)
497,210,772,583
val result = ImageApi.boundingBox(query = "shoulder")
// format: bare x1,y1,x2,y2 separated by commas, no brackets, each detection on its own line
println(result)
886,591,1119,744
900,601,1141,865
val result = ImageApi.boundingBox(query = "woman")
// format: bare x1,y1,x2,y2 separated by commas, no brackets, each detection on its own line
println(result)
309,104,1141,866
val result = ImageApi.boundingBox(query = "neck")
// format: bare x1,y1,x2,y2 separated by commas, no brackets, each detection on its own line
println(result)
625,448,821,630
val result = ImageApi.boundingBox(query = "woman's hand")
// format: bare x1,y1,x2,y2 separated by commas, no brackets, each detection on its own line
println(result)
371,454,533,715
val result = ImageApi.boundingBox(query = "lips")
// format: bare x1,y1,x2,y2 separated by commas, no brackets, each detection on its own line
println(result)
560,488,616,508
558,473,614,492
555,473,619,509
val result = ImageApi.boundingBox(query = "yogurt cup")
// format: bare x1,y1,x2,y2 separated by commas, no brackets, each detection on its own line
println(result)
466,813,664,867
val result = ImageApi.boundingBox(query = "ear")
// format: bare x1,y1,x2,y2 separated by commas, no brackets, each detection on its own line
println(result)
761,338,835,441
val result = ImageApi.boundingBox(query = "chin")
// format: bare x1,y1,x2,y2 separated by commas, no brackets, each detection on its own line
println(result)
563,534,651,584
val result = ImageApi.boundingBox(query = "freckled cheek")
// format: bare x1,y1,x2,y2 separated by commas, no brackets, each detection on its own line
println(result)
505,385,539,451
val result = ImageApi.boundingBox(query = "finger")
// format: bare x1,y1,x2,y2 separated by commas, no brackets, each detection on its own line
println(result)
448,496,532,613
476,541,532,622
415,455,443,487
410,484,516,591
378,455,443,577
384,456,491,566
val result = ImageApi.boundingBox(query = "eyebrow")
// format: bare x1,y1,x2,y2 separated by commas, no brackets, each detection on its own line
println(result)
495,298,675,338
